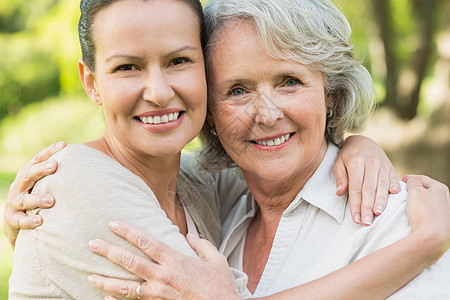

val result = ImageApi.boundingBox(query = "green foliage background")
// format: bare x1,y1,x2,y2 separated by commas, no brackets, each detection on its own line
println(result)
0,0,448,298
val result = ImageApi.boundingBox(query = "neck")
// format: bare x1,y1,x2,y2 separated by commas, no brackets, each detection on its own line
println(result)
242,142,328,292
243,167,315,218
85,132,186,232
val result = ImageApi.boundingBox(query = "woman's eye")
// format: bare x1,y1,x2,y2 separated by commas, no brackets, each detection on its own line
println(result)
229,87,245,97
116,64,137,71
170,57,190,66
285,78,300,87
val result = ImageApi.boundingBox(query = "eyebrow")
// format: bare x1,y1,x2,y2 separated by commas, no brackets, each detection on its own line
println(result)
221,78,252,86
164,45,199,58
105,45,199,63
106,54,144,63
275,72,298,78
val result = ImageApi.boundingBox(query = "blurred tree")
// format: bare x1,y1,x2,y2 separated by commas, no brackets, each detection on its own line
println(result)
370,0,439,119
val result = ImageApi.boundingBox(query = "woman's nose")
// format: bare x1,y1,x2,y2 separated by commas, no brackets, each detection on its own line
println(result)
142,68,175,106
254,92,284,126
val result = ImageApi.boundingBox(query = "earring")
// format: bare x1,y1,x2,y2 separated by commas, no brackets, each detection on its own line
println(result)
211,126,218,136
327,108,333,118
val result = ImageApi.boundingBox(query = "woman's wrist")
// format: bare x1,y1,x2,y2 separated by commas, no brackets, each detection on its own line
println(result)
408,228,449,266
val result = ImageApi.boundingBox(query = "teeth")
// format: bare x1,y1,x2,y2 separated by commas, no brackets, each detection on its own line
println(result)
138,112,181,124
255,134,291,146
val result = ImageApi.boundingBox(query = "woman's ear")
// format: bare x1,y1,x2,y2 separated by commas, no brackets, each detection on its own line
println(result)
325,94,334,116
78,58,102,106
206,108,215,127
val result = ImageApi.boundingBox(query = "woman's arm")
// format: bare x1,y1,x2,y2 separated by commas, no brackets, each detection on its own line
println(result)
265,175,449,300
4,135,399,248
88,175,449,300
3,141,65,249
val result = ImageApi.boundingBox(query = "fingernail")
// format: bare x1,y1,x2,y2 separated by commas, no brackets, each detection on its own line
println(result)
354,213,361,224
375,205,384,214
55,142,65,148
109,221,120,231
45,161,56,171
391,185,400,193
43,196,54,205
187,232,199,239
363,216,372,226
32,216,41,225
88,275,97,285
89,240,99,250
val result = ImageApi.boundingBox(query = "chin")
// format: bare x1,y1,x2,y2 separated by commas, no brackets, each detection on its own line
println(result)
243,164,296,182
137,143,183,158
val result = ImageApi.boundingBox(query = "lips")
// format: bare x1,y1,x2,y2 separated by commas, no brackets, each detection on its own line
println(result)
137,112,181,124
251,133,294,147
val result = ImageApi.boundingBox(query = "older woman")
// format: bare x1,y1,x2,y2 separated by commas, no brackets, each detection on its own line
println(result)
83,0,450,299
197,0,450,296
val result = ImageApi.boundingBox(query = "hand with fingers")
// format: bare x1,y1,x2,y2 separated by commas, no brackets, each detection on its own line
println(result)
88,221,241,300
403,174,450,262
3,141,66,249
334,135,400,226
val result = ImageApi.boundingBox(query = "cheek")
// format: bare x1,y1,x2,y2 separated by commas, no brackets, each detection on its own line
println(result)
175,68,207,104
288,94,326,128
100,77,139,103
212,102,253,154
212,101,247,130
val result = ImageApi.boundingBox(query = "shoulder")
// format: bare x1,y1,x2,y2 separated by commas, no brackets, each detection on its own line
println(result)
359,180,410,247
50,144,125,177
381,180,408,218
180,152,216,187
36,144,149,194
180,152,246,189
179,152,248,212
31,144,162,229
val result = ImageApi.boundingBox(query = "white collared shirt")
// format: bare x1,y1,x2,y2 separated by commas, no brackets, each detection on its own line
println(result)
220,144,450,299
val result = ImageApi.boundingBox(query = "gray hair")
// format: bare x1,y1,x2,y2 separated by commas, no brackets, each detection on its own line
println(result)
199,0,376,171
78,0,205,71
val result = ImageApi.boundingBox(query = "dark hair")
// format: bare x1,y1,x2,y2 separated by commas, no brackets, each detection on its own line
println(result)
78,0,205,71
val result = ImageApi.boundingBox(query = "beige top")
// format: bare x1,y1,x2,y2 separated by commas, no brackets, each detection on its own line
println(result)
9,144,248,299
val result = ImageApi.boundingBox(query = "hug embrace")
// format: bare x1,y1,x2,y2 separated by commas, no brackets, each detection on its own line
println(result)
4,0,450,299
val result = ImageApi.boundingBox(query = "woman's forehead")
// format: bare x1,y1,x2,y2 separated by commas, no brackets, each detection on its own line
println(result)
92,0,200,37
92,0,201,53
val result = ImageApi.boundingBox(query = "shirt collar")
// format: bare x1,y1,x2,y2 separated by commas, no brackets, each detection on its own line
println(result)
244,143,347,224
285,143,347,224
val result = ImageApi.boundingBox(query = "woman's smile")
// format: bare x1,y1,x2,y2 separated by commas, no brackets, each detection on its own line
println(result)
135,110,185,133
249,132,295,150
